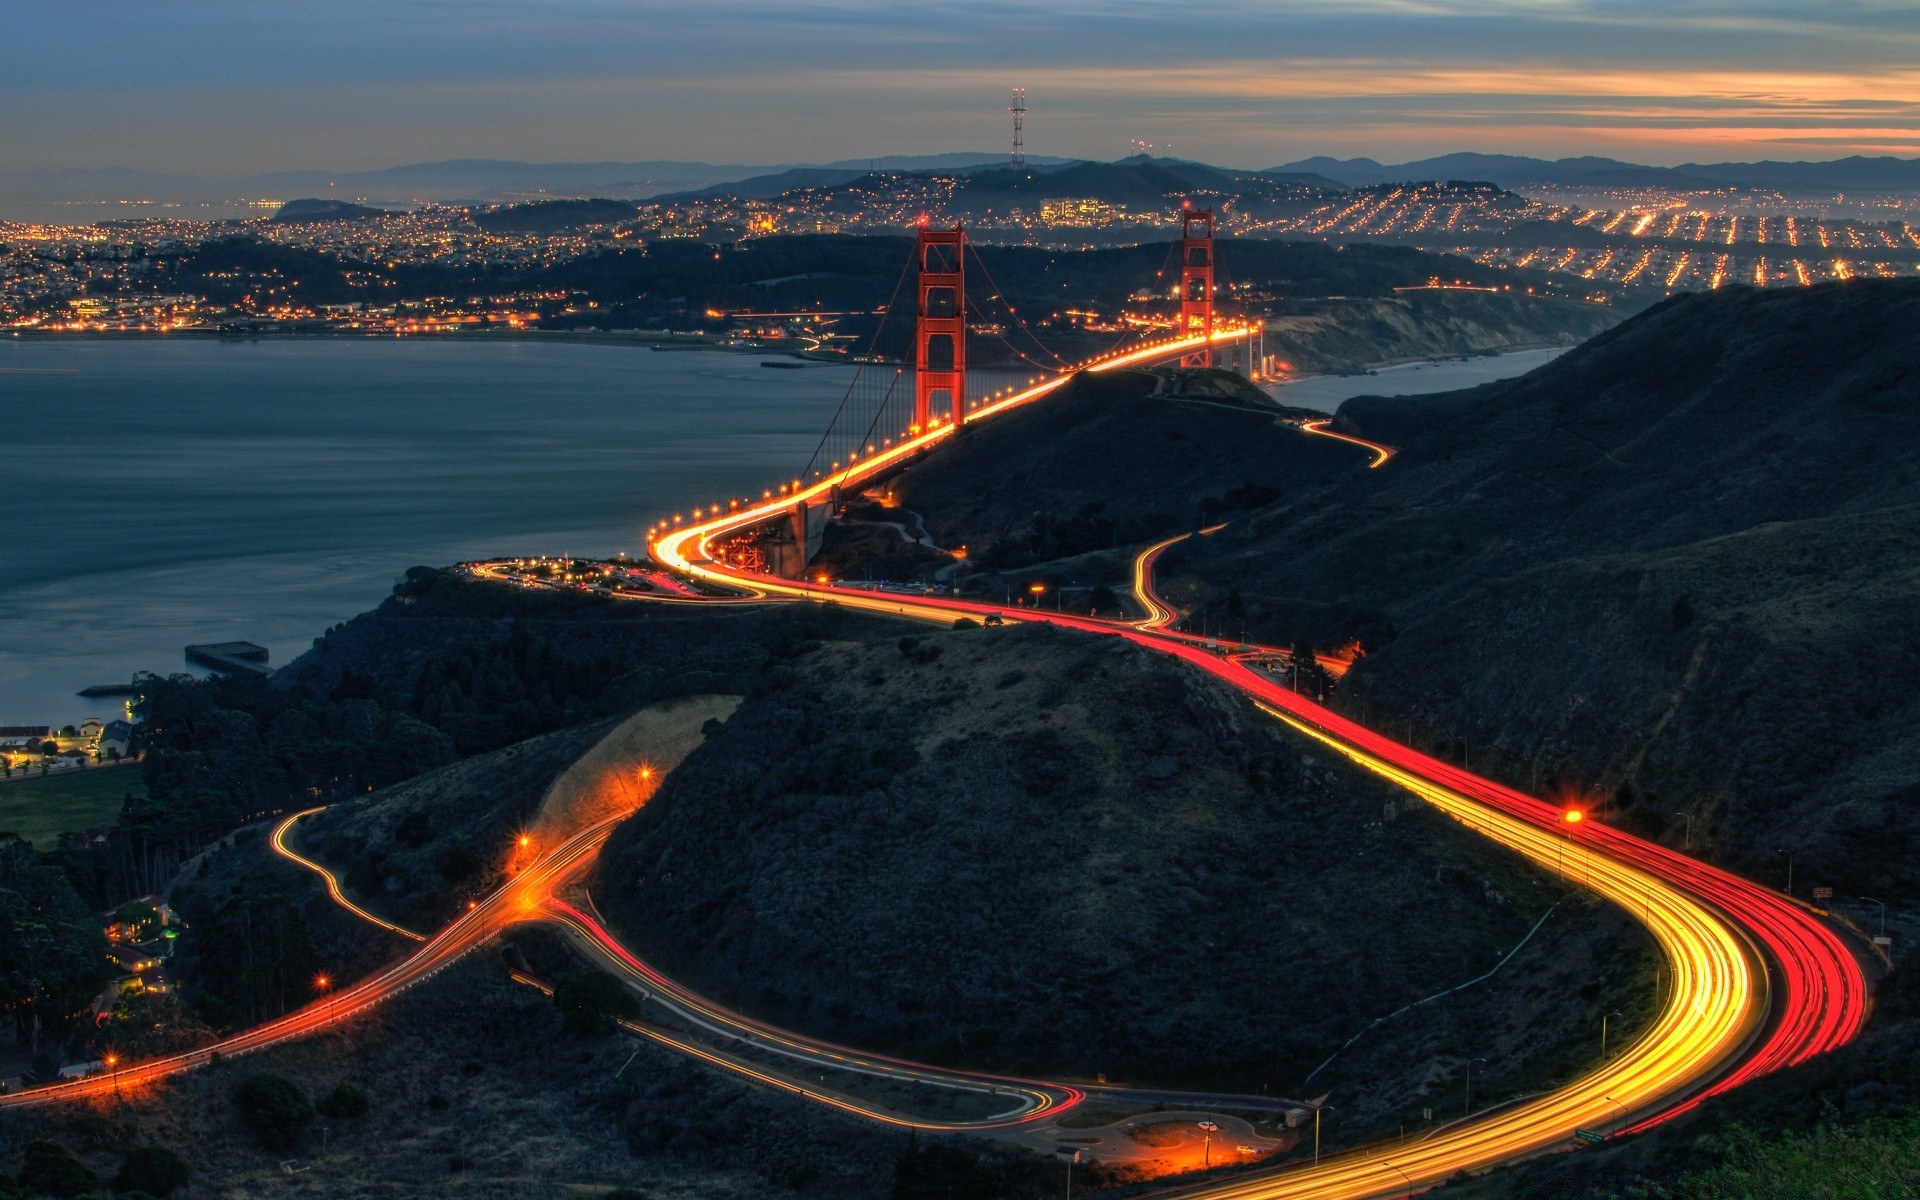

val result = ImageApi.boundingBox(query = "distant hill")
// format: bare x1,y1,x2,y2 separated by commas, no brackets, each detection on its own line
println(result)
268,197,389,223
468,196,637,233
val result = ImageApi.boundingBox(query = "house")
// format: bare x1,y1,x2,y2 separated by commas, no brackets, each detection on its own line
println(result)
77,718,105,747
98,719,134,760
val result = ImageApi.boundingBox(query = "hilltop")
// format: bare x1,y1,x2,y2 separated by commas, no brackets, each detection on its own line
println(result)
592,623,1654,1132
268,197,388,223
814,277,1920,1193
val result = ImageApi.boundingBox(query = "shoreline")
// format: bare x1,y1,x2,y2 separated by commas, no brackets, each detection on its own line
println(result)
1264,343,1572,399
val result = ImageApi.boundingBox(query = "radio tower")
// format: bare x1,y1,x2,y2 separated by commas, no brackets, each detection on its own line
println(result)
1009,88,1027,169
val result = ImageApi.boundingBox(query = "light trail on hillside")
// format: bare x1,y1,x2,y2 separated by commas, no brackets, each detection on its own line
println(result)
647,323,1871,1195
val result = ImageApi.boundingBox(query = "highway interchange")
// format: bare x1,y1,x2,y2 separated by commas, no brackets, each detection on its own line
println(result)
1,327,1875,1198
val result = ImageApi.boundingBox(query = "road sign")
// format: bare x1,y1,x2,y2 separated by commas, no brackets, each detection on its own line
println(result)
1874,936,1893,947
1812,887,1833,900
1574,1129,1605,1145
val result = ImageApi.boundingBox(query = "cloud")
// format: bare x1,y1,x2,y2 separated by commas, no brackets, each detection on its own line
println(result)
4,1,1920,170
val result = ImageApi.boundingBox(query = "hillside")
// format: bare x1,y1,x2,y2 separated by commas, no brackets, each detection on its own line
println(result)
469,196,638,233
1261,290,1613,375
820,277,1920,1193
268,197,388,223
593,623,1654,1134
876,367,1363,569
1178,279,1920,893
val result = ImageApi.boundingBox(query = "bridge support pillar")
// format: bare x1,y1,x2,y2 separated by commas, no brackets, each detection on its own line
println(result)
1178,205,1214,369
769,500,830,579
915,223,967,431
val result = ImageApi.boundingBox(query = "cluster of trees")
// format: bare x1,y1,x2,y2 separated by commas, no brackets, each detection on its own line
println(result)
234,1073,368,1152
0,1140,188,1199
0,835,107,1055
401,623,624,754
179,878,321,1029
77,672,456,904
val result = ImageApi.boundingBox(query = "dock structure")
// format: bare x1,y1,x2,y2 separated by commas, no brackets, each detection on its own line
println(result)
185,642,272,678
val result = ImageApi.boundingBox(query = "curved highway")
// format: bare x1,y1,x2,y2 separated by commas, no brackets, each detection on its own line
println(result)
10,327,1869,1200
646,325,1871,1195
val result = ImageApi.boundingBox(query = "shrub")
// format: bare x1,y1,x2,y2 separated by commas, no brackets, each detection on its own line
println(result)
113,1146,190,1197
19,1139,96,1199
318,1081,369,1119
554,969,640,1035
235,1073,316,1152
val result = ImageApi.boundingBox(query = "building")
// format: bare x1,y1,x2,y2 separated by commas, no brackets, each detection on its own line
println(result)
99,719,133,760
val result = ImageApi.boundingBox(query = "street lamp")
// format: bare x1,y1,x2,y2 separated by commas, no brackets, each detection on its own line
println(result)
1672,810,1694,852
1558,807,1584,877
1381,1159,1414,1199
1465,1057,1488,1114
315,973,336,1027
104,1052,120,1099
1198,1120,1219,1168
1861,897,1890,941
1602,1011,1623,1060
1601,1094,1630,1130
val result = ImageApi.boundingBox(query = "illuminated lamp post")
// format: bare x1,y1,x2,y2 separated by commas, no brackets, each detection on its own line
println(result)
1028,582,1046,608
1382,1159,1414,1199
1198,1120,1219,1168
1559,807,1584,878
315,973,337,1027
104,1052,120,1100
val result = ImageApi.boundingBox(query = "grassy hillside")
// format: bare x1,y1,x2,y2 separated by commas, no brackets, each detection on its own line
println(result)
1261,290,1615,375
593,623,1653,1136
828,276,1920,1193
882,367,1362,569
1172,279,1920,893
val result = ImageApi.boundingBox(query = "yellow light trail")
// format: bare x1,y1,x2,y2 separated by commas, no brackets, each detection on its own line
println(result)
642,328,1820,1199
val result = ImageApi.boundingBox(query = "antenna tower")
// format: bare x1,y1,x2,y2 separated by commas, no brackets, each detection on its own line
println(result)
1009,88,1027,169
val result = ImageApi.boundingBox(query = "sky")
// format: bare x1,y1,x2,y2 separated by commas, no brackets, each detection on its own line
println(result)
6,0,1920,173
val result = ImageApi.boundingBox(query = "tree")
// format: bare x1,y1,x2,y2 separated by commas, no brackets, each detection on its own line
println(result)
0,837,109,1051
112,1146,190,1197
102,991,215,1059
18,1139,96,1199
553,969,639,1035
235,1073,315,1152
318,1081,369,1119
187,885,318,1027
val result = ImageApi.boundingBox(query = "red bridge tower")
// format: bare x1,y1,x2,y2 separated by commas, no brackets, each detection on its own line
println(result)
915,223,967,431
1178,205,1214,367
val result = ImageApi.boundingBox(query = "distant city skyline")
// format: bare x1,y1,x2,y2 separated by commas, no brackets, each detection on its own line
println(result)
7,1,1920,175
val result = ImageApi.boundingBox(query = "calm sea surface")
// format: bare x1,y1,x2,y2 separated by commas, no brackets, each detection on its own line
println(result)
0,337,1557,725
0,337,857,725
1266,346,1567,413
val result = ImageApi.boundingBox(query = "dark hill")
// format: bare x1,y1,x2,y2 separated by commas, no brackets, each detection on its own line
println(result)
269,197,388,223
469,196,638,233
886,367,1362,568
592,623,1651,1121
1161,279,1920,894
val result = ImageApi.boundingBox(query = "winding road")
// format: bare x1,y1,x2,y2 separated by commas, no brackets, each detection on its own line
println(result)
644,326,1872,1196
9,327,1871,1200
